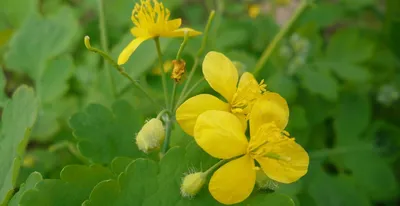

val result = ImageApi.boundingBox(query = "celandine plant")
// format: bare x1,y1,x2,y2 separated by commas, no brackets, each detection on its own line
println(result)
0,0,317,205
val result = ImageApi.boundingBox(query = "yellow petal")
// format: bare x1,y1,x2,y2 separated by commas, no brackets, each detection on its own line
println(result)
209,155,256,205
162,28,202,37
130,27,147,37
231,72,264,114
203,51,238,102
176,94,230,136
166,18,182,30
249,92,289,137
118,37,151,65
234,113,248,131
237,72,258,90
194,110,248,159
256,140,309,184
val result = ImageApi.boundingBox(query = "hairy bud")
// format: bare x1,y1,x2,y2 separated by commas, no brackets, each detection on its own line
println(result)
136,118,165,153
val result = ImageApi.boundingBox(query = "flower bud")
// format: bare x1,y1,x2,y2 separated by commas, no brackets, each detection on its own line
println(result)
135,118,165,153
180,172,206,198
256,170,279,190
171,59,186,83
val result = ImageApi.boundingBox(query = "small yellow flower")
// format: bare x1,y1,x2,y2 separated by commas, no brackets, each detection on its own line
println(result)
151,60,172,75
176,51,266,136
194,94,309,204
118,0,202,65
248,4,261,19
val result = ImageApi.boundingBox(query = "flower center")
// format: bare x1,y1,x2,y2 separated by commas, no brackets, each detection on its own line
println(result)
230,79,266,115
247,123,293,162
131,0,170,30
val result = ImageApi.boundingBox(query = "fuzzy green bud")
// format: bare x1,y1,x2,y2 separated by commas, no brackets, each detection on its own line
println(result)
135,118,165,153
256,170,279,190
180,172,206,198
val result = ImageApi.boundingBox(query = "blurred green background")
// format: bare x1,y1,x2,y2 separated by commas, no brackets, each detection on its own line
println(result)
1,0,400,205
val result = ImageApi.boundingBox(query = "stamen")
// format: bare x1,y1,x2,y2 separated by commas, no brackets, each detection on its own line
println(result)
231,79,266,114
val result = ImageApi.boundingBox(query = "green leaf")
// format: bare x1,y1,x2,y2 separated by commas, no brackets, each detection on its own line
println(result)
319,62,370,82
8,172,43,206
110,157,134,176
287,105,308,130
299,93,334,126
37,55,73,103
5,6,79,80
0,0,37,28
327,29,374,63
17,149,57,186
322,28,374,82
85,142,294,205
298,68,338,101
0,86,38,205
267,71,298,103
216,28,248,50
308,172,371,206
298,3,344,28
334,92,371,144
31,108,61,141
242,193,294,206
83,159,158,206
340,0,374,10
69,100,144,164
340,150,399,201
19,165,114,206
0,68,8,107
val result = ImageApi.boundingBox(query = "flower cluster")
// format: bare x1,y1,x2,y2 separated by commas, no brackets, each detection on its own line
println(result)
176,52,309,204
118,1,309,205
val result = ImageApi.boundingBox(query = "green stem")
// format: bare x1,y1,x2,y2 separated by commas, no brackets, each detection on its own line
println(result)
154,37,169,109
84,36,161,109
170,33,190,110
160,114,172,158
170,83,177,110
156,109,170,119
253,0,310,76
205,159,229,175
97,0,116,97
174,77,205,111
176,11,215,106
176,32,190,60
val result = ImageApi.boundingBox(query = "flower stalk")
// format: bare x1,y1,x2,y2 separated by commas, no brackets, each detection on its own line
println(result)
170,32,190,110
84,36,162,109
154,37,169,109
176,10,216,110
97,0,116,97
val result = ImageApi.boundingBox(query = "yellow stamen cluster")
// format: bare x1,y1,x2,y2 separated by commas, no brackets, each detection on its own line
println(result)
248,123,294,162
231,79,267,115
131,0,173,36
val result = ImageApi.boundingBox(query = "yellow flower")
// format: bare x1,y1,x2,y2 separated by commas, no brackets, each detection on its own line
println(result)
194,94,309,204
118,0,202,65
151,60,172,75
176,51,266,136
248,4,261,19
